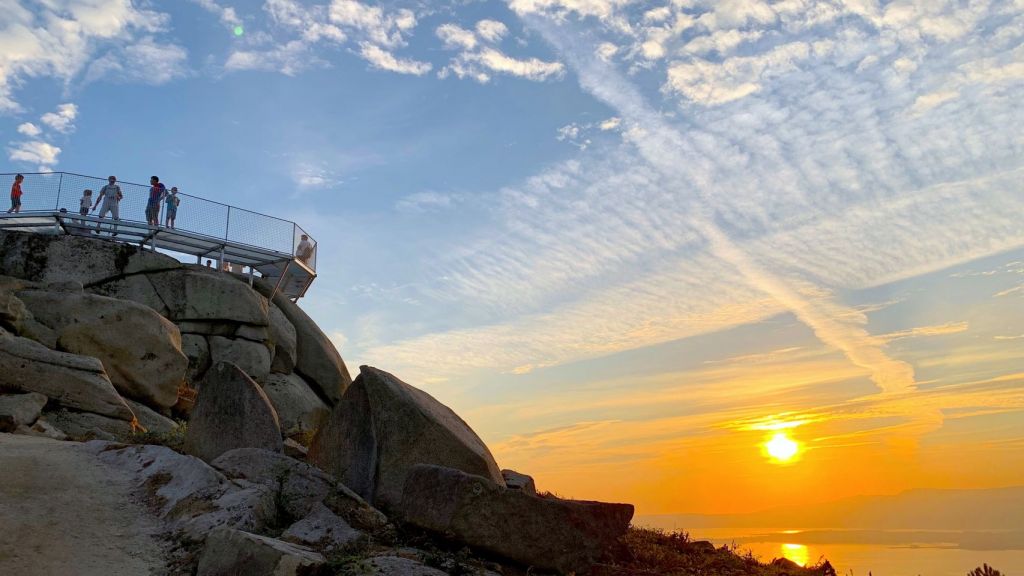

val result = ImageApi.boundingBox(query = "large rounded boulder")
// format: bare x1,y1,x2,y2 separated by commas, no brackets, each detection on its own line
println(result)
309,366,504,512
184,362,283,463
17,289,188,409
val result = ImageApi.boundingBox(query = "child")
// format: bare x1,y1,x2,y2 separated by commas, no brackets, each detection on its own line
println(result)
7,174,24,213
79,189,92,217
165,187,180,229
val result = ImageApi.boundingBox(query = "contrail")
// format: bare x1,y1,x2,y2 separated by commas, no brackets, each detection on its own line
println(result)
528,17,916,395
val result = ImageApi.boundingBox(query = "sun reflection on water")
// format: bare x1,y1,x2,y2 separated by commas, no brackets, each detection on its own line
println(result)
781,543,810,566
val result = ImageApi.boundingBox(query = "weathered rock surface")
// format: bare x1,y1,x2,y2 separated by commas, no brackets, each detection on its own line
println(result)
402,465,634,574
0,392,48,432
181,334,212,384
0,230,181,286
124,399,178,435
501,469,538,495
19,289,187,408
91,442,276,540
14,417,68,440
184,363,283,463
282,502,366,553
254,280,350,405
45,409,133,441
0,278,59,348
208,336,271,383
309,366,504,512
234,324,269,343
355,556,449,576
0,331,132,420
210,448,387,532
261,372,330,437
88,274,170,317
268,304,297,374
196,528,327,576
148,269,269,325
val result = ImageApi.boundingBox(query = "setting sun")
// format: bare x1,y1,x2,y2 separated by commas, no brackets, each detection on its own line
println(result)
764,432,800,463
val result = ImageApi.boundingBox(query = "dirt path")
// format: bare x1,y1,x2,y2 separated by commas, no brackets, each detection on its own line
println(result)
0,434,166,575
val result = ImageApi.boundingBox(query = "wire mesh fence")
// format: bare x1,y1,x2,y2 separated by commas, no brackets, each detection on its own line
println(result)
1,171,317,272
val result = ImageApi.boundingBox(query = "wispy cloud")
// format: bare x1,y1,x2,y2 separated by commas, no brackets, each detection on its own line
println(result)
436,20,563,83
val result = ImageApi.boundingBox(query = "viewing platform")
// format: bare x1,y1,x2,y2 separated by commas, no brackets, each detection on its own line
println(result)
1,172,318,300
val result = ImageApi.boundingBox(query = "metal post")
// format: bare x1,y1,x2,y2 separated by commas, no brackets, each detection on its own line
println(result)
55,172,64,211
225,207,232,240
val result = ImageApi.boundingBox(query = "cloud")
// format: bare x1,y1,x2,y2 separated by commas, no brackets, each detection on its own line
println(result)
437,24,477,51
40,103,78,133
664,42,815,105
16,123,41,137
358,43,431,75
226,40,318,75
230,0,425,76
7,140,62,169
395,191,464,213
188,0,241,28
598,116,621,130
476,20,509,43
84,38,190,85
879,322,970,341
0,0,178,110
436,19,563,83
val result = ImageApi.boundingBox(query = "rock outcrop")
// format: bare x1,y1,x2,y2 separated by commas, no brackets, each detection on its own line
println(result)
0,230,181,285
0,392,47,432
210,448,387,533
207,336,271,383
145,269,269,325
402,464,634,573
253,280,351,405
18,289,187,408
196,528,327,576
0,230,353,434
260,372,330,438
0,330,132,420
309,366,504,512
184,363,283,463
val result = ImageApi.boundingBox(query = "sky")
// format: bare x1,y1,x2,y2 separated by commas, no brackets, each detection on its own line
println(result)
2,0,1023,517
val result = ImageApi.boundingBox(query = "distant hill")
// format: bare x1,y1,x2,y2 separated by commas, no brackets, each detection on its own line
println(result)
641,486,1024,531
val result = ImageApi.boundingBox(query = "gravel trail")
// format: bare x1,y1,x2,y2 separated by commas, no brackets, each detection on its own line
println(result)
0,434,166,575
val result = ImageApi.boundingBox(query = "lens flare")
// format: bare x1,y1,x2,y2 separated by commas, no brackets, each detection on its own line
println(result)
233,25,244,37
764,432,800,463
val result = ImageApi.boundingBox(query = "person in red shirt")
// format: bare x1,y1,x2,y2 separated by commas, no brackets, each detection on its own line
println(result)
8,174,24,214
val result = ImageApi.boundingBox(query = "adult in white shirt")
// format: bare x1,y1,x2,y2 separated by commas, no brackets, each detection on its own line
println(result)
93,175,122,236
296,234,314,265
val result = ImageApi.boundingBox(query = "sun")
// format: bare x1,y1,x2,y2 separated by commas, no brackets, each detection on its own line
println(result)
764,432,800,463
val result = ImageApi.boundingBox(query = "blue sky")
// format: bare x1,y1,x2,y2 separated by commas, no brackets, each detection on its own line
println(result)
3,0,1024,514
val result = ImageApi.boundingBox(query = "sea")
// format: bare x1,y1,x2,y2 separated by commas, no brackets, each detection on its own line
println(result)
634,518,1024,576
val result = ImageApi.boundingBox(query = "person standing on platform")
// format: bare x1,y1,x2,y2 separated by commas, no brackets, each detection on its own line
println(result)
147,176,166,226
296,234,314,265
7,174,24,213
93,176,122,236
78,189,92,227
165,187,180,229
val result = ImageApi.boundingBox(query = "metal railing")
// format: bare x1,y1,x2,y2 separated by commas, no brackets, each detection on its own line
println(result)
1,171,317,271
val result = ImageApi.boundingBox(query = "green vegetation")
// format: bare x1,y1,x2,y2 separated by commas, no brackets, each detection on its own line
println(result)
126,423,187,452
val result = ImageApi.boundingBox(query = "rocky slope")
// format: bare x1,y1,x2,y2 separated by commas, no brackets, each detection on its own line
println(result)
0,229,635,576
